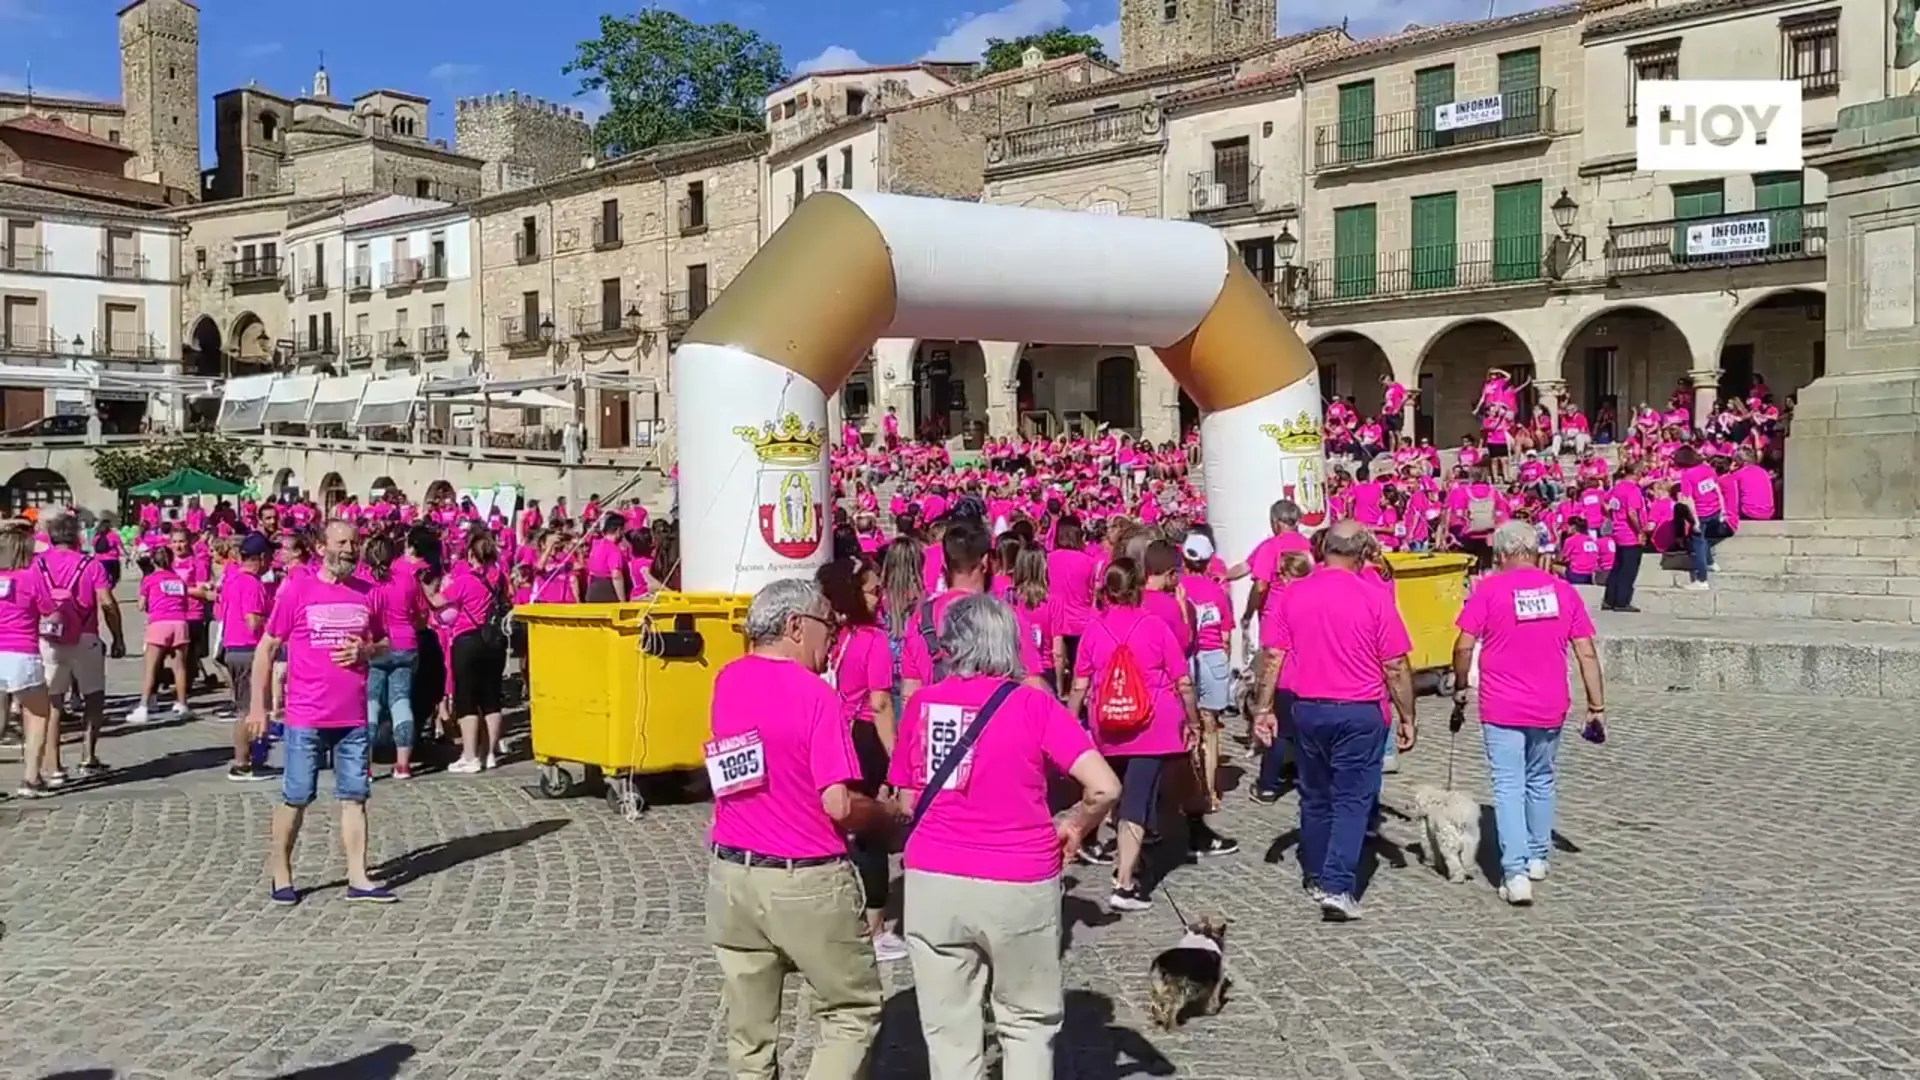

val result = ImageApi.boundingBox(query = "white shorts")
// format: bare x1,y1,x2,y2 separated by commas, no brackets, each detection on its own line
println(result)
0,650,47,693
42,634,106,697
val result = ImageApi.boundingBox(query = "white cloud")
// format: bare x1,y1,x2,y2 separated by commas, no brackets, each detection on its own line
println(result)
0,72,108,101
428,62,481,85
794,45,873,74
922,0,1072,61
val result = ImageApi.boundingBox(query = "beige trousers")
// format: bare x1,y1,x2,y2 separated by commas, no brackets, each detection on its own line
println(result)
706,856,884,1080
903,869,1064,1080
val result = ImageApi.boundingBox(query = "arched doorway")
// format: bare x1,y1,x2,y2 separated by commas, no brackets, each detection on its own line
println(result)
1416,320,1535,448
1309,331,1396,435
3,468,70,513
425,479,456,506
270,468,296,500
1717,288,1824,409
911,341,985,441
317,472,347,512
1556,307,1693,441
231,313,273,367
187,316,222,378
1095,353,1138,432
370,475,402,502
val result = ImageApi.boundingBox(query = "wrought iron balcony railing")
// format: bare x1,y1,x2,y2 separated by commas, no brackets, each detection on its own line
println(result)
418,325,449,356
100,252,150,281
593,216,623,249
663,289,709,328
499,314,553,348
294,331,335,357
1607,203,1827,276
382,259,424,289
227,256,283,286
1,244,46,272
1314,85,1557,170
571,302,639,339
379,329,411,356
1290,236,1548,307
1185,164,1262,216
343,335,374,362
347,264,374,292
94,329,159,359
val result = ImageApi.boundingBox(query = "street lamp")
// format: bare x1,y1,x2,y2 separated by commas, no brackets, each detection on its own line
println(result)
1546,189,1585,280
1271,222,1306,309
455,328,470,353
1551,189,1579,235
1275,221,1298,264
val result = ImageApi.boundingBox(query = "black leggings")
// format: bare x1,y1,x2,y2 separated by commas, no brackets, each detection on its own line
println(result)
848,720,892,912
449,630,507,718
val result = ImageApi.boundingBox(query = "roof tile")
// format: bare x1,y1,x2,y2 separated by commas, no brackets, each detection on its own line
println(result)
0,114,132,153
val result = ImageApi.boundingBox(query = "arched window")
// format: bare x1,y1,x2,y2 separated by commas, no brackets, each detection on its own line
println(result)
259,112,278,141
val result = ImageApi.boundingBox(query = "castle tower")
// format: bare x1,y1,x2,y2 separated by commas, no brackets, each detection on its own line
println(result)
118,0,202,193
1119,0,1278,71
453,92,593,196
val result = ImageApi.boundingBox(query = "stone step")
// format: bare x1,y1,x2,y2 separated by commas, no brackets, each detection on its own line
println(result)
1735,518,1920,538
1589,611,1920,699
1577,582,1920,624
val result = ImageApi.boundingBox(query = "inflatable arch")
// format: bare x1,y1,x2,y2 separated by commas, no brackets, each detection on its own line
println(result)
673,191,1329,595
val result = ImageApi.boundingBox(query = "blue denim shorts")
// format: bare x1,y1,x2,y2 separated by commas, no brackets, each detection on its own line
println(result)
1190,650,1231,712
281,724,372,807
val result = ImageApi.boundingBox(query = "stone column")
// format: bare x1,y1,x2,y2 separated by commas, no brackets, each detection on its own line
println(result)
1792,97,1920,518
1687,366,1720,430
873,337,916,436
1137,346,1179,444
1535,378,1566,423
981,341,1021,438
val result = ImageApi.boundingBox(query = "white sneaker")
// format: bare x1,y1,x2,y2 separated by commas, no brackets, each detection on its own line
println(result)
484,753,500,771
1500,874,1534,905
1527,858,1549,881
168,703,191,721
871,931,909,963
447,757,483,775
125,705,151,725
1682,580,1710,591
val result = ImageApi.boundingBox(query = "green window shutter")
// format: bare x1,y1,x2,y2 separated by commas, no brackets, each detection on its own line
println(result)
1338,81,1375,164
1497,48,1542,137
1491,180,1542,282
1410,192,1458,290
1415,66,1455,152
1753,171,1805,250
1671,180,1727,263
1333,204,1377,298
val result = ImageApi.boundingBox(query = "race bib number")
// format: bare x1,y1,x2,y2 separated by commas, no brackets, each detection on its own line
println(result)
1697,478,1718,494
39,615,62,637
160,580,186,597
1194,603,1221,628
922,702,975,792
1513,587,1560,622
0,578,11,600
437,605,459,627
1030,622,1044,649
703,732,767,798
1393,524,1408,538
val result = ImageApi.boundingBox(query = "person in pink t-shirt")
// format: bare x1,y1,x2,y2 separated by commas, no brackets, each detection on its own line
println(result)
582,514,628,602
217,533,275,781
1008,546,1063,691
1452,520,1605,905
1045,516,1098,669
705,578,889,1076
0,526,59,798
1673,446,1729,589
427,533,511,774
1179,533,1233,808
1557,519,1602,585
1251,522,1416,921
889,594,1119,1069
246,520,393,905
131,545,200,725
361,533,428,780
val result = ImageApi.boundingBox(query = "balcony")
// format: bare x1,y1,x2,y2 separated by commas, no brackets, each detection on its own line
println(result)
1185,164,1263,219
1607,204,1826,277
514,232,541,264
347,264,374,294
678,200,707,236
418,325,449,357
1289,236,1548,309
226,256,282,288
988,105,1163,171
382,258,424,289
294,332,336,358
94,329,159,359
300,269,328,298
0,327,55,355
571,301,640,343
419,255,449,283
1,244,47,272
100,252,150,281
1314,86,1557,172
663,289,709,330
593,216,623,250
379,329,412,358
344,335,374,363
499,313,553,352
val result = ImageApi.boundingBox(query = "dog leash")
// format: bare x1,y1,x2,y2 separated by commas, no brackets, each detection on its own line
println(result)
1162,884,1190,931
1446,700,1467,791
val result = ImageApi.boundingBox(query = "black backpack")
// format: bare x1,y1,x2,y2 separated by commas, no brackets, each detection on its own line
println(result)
481,571,514,651
918,603,948,683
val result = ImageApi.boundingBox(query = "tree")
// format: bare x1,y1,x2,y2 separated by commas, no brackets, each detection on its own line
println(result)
92,433,262,497
565,9,787,157
979,28,1109,73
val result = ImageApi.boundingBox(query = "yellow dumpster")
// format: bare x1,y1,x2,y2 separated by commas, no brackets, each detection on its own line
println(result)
515,592,751,818
1383,552,1474,680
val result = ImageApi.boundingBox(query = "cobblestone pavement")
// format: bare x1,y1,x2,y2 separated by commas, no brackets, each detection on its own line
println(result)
2,619,1917,1079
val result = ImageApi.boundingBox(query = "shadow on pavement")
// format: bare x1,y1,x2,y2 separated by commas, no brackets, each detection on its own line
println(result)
874,988,1173,1079
370,818,570,888
61,746,232,792
37,1042,416,1080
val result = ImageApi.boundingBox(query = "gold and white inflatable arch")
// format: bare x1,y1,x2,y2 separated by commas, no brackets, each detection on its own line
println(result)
674,191,1328,594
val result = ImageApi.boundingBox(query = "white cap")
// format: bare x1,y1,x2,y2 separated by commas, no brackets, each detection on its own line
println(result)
1181,533,1215,561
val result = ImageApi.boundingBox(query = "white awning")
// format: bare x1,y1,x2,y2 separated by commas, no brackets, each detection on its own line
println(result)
262,375,320,426
355,375,422,429
307,374,368,427
432,388,576,411
217,374,277,431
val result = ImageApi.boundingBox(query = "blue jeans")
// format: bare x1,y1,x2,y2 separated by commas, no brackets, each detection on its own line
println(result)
1256,690,1298,794
281,725,372,807
1688,512,1727,582
1481,722,1563,879
366,649,417,751
1293,700,1387,898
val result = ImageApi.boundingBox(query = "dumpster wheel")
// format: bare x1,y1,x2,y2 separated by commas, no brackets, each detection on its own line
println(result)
607,775,646,821
536,763,574,799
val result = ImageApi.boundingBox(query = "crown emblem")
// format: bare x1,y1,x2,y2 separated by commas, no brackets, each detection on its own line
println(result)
1259,412,1323,453
734,412,826,464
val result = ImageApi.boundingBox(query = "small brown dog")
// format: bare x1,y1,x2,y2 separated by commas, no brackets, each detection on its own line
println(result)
1146,915,1230,1030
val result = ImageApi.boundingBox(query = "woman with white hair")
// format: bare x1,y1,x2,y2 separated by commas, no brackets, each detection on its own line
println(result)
1451,520,1606,907
891,593,1121,1080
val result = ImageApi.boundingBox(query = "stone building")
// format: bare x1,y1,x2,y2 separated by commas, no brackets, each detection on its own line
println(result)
453,92,595,197
471,132,766,458
0,91,125,146
117,0,201,196
280,195,461,371
1120,0,1280,71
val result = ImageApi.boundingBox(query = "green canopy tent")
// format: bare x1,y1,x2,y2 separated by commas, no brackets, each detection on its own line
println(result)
126,468,247,499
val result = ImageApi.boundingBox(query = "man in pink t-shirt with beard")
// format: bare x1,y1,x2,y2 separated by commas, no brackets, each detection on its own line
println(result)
1451,520,1605,906
705,578,889,1079
246,521,392,906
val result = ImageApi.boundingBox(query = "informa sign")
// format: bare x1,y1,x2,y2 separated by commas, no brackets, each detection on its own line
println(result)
1435,95,1504,132
1684,217,1771,256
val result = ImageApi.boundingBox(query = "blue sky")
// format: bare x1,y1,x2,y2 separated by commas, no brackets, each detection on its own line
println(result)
0,0,1523,159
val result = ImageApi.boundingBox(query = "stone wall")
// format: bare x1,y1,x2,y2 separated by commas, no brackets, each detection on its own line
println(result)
281,141,482,202
454,93,594,197
117,0,200,194
884,108,986,200
1119,0,1277,72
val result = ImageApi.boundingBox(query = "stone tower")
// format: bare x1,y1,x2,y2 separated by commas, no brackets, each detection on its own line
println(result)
453,92,593,196
1119,0,1278,71
119,0,202,194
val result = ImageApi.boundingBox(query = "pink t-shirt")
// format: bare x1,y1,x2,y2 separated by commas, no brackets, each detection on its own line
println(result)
1271,567,1413,705
1680,463,1724,518
707,654,859,860
1246,530,1312,649
1011,597,1055,675
1456,567,1596,728
1046,548,1097,635
830,625,893,722
435,563,502,636
367,565,427,652
36,548,110,641
141,568,192,624
265,571,387,729
1143,589,1192,656
1731,463,1775,521
216,566,270,650
1606,481,1647,547
1560,533,1601,576
0,568,55,654
1073,605,1188,757
889,677,1094,883
585,536,624,579
1179,573,1231,653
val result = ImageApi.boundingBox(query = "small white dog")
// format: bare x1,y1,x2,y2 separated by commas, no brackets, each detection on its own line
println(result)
1410,785,1481,883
